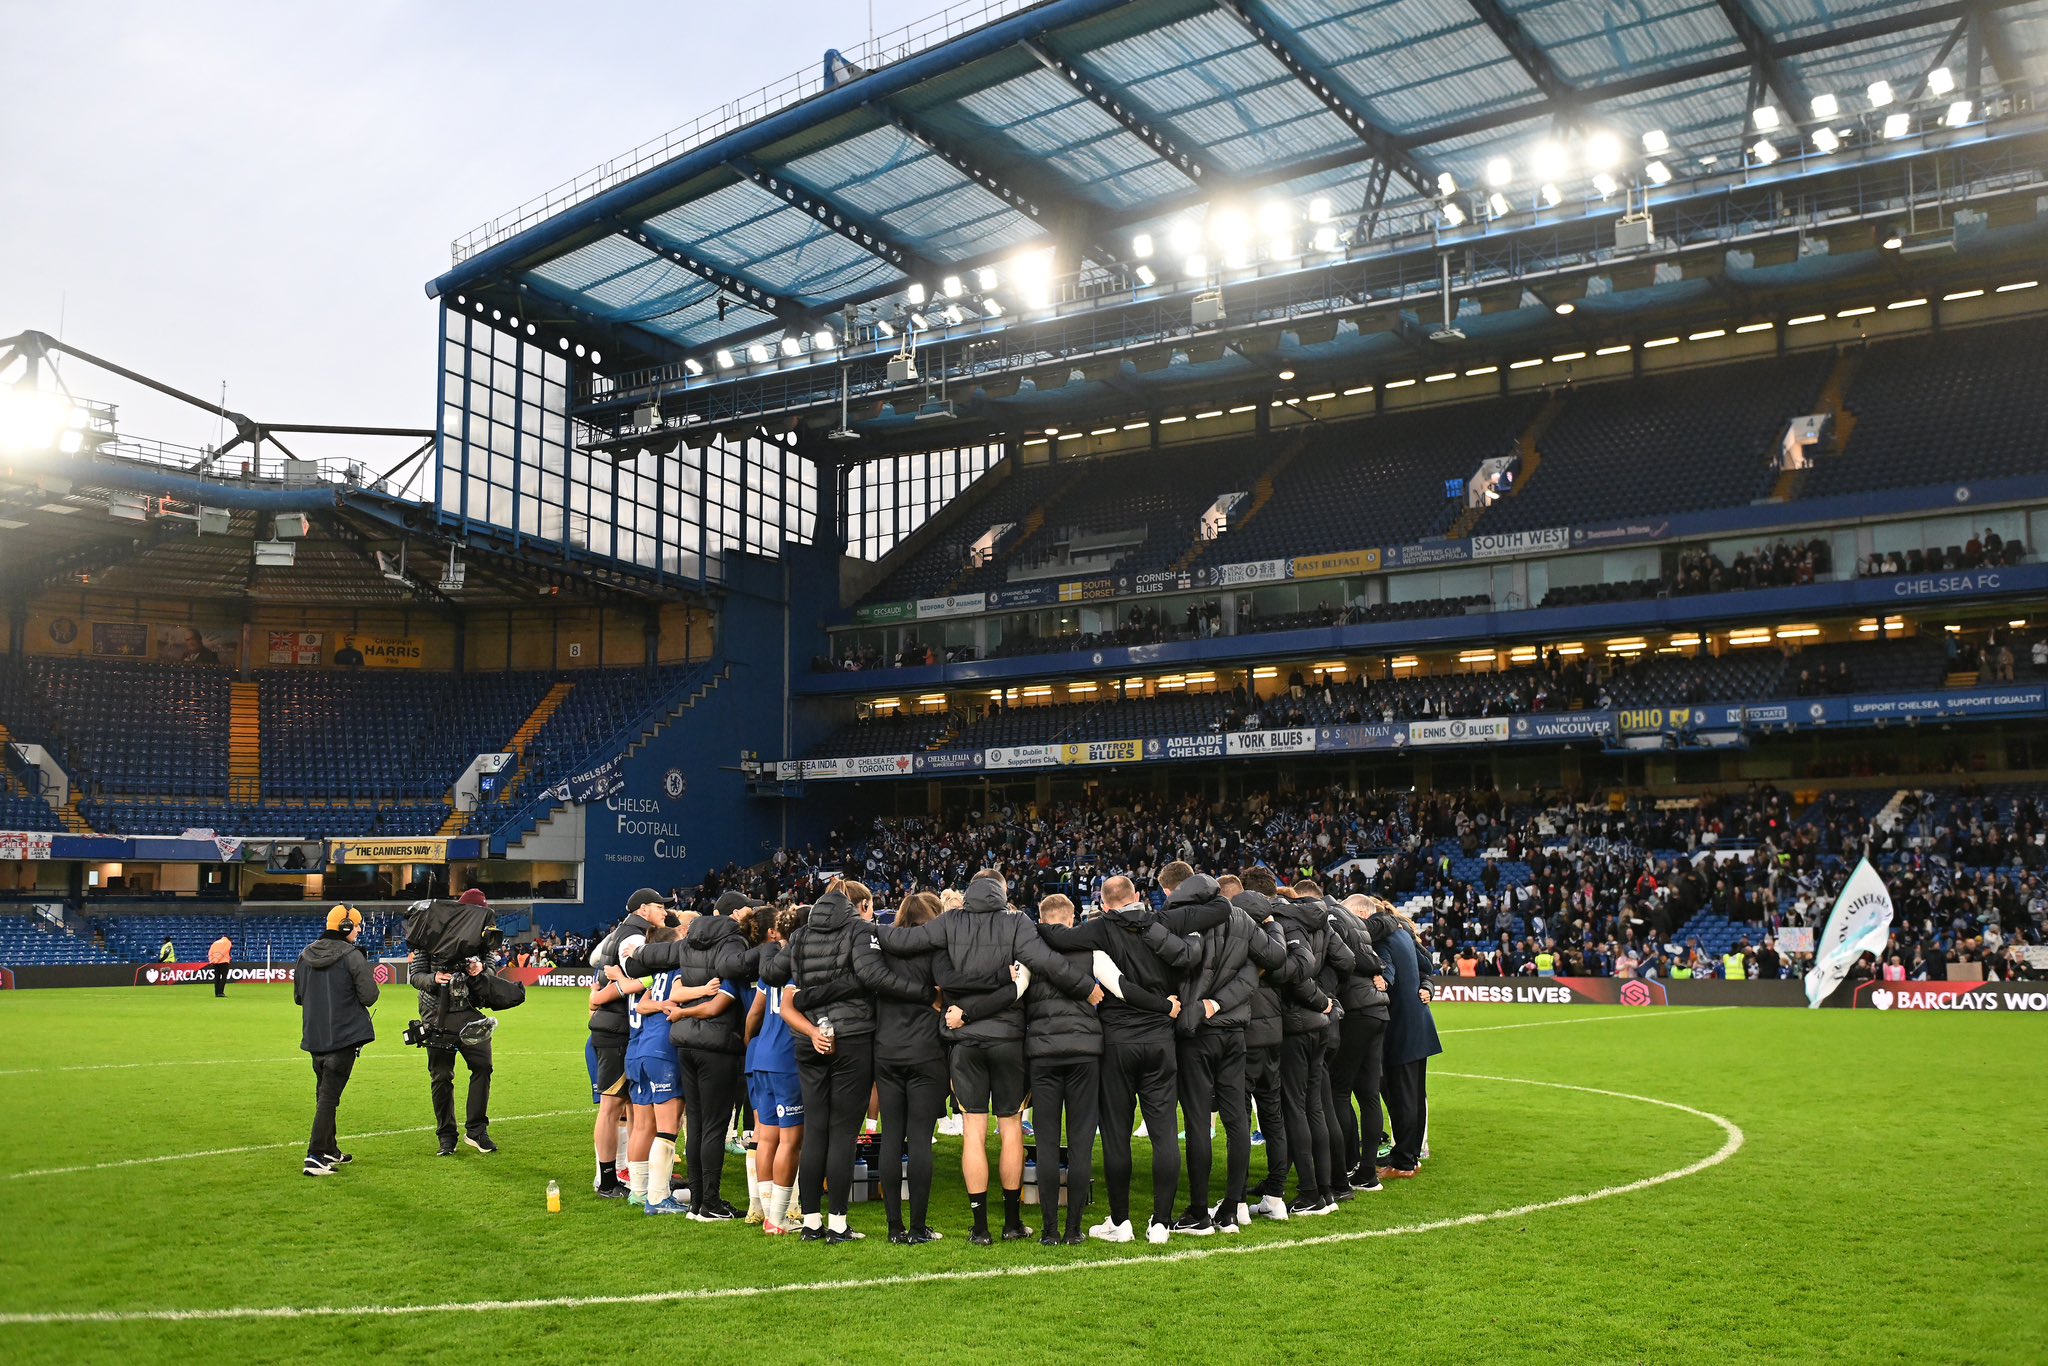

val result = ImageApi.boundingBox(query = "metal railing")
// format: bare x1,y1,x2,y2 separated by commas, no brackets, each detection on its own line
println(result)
449,0,1040,265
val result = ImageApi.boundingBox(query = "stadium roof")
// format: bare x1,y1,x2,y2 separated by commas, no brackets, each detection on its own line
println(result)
432,0,2048,385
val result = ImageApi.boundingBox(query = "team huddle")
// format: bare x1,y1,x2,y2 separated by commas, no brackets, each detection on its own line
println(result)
580,865,1443,1245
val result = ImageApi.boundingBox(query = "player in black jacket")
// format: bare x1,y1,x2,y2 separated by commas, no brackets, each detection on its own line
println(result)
1269,885,1339,1217
951,893,1106,1245
855,891,953,1245
1039,868,1229,1244
1327,895,1393,1193
1171,870,1289,1233
778,882,882,1243
877,870,1093,1244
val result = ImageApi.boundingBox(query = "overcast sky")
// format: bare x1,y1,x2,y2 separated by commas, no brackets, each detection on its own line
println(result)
0,0,919,458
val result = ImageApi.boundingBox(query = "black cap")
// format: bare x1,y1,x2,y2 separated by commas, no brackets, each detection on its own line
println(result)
713,890,760,915
627,888,667,913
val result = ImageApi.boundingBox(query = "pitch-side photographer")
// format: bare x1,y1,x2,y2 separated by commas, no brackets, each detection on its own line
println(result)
296,905,378,1178
409,888,498,1155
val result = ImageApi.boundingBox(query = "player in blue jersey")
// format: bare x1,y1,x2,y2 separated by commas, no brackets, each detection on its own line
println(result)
744,905,806,1234
616,923,721,1214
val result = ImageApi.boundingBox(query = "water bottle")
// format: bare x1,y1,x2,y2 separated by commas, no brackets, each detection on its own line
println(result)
546,1179,561,1214
816,1015,836,1051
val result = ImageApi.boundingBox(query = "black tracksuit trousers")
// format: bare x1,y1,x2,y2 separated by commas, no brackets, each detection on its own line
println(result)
678,1049,742,1209
1098,1036,1179,1228
1281,1030,1333,1201
1245,1042,1289,1200
307,1048,357,1158
1327,1012,1387,1174
1028,1056,1100,1234
796,1036,875,1218
875,1056,949,1233
1176,1029,1248,1215
427,1023,492,1144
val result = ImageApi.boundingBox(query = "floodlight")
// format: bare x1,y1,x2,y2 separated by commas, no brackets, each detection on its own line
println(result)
1927,66,1954,96
1532,141,1568,179
940,275,962,298
747,343,770,363
1223,243,1250,269
1183,253,1208,278
1276,369,1296,381
1436,171,1457,198
1134,264,1156,285
1812,127,1840,153
1132,232,1154,258
1881,229,1903,250
780,336,802,357
1256,201,1292,234
982,299,1003,318
1591,172,1617,198
1209,207,1249,245
1311,226,1338,252
1750,139,1780,165
1484,156,1513,187
906,281,928,305
1641,129,1669,154
944,303,965,325
1169,220,1201,255
975,266,998,291
1539,182,1561,207
58,430,83,453
813,329,837,350
1269,234,1296,258
683,358,704,376
1883,111,1912,139
1554,302,1576,315
1811,93,1840,119
1308,196,1332,223
1487,192,1510,218
1866,80,1894,108
875,320,895,338
1441,202,1466,227
1584,131,1621,171
715,349,736,369
1945,100,1972,127
1753,105,1780,131
909,311,930,329
1644,160,1672,185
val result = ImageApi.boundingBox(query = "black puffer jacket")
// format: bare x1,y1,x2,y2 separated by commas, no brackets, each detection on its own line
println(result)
628,914,756,1054
1041,891,1230,1043
1269,894,1334,1037
785,890,877,1040
1236,891,1290,1051
296,933,378,1054
878,878,1090,1044
1324,901,1390,1020
861,947,946,1067
1178,896,1288,1036
1021,939,1102,1060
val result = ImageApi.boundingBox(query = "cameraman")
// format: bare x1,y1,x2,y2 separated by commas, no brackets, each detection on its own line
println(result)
408,887,497,1156
296,905,378,1177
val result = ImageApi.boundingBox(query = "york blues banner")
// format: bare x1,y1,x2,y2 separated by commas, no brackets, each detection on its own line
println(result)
1224,728,1316,755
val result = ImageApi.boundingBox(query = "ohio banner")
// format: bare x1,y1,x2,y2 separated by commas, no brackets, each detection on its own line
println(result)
328,837,449,865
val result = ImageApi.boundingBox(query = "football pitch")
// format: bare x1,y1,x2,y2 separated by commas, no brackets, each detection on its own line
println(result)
1,989,2042,1364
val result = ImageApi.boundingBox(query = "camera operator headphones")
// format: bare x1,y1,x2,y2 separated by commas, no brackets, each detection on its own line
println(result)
326,905,363,933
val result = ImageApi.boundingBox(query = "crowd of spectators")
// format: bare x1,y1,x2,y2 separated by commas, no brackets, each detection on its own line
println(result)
668,780,2046,985
1859,527,2026,578
1667,538,1832,596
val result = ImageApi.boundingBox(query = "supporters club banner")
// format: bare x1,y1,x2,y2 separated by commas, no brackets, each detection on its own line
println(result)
802,754,916,780
1408,716,1509,746
1568,520,1674,549
1508,712,1614,742
1852,980,2048,1013
912,751,982,773
266,629,324,665
1381,541,1470,568
1204,559,1289,587
328,837,450,865
1224,728,1316,755
1146,735,1227,761
1289,548,1381,580
0,831,55,861
1317,723,1405,752
1131,570,1192,595
1470,527,1569,559
1056,578,1116,603
983,744,1063,771
550,752,628,802
989,585,1055,610
852,600,915,625
1060,738,1142,766
915,593,986,621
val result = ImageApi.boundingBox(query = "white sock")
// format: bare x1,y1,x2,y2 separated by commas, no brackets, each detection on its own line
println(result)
828,1212,847,1234
616,1120,631,1165
628,1160,648,1200
862,1117,879,1134
767,1183,791,1227
745,1152,762,1214
648,1137,676,1205
803,1209,822,1231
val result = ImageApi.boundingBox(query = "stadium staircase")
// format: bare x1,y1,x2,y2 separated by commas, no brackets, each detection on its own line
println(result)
228,681,261,802
942,464,1092,594
1175,426,1311,574
441,680,576,835
1449,389,1564,539
1771,347,1862,501
0,721,94,833
486,664,729,851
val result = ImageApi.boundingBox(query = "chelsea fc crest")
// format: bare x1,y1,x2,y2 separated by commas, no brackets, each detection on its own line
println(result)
662,768,687,799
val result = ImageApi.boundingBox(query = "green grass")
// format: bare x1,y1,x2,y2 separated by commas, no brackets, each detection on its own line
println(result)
1,988,2043,1364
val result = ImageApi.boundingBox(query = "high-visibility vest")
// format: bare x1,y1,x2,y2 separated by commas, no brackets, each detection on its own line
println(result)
1672,965,1694,980
1722,953,1747,980
1535,952,1556,976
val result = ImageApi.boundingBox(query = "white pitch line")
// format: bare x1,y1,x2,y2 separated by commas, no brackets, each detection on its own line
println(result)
1441,1006,1735,1035
0,1072,1744,1327
3,1108,587,1181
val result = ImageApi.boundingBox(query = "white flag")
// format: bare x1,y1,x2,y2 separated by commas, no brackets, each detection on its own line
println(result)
1803,857,1895,1008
